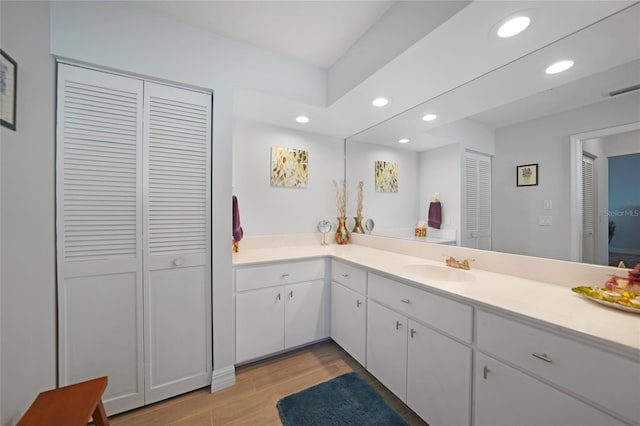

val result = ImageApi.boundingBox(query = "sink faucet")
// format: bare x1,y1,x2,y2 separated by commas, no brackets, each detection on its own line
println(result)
445,256,473,270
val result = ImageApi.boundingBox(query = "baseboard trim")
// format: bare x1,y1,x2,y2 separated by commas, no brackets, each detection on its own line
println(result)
610,247,640,256
211,365,235,393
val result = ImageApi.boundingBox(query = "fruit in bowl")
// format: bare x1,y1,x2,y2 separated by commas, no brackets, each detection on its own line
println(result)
604,264,640,296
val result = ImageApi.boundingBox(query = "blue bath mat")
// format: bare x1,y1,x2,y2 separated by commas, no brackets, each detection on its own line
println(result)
276,372,409,426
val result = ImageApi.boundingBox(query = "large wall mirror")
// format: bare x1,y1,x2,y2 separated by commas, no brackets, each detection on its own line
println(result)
346,4,640,266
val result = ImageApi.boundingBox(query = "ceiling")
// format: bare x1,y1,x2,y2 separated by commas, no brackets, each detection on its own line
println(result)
138,1,396,69
138,1,637,140
350,3,640,151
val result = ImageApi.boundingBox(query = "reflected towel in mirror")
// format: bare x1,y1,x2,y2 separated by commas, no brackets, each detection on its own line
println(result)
428,201,442,229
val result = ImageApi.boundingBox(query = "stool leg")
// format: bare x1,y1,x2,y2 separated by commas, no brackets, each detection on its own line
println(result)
92,400,109,426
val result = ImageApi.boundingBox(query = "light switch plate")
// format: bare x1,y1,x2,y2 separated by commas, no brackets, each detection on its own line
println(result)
539,215,553,226
544,200,552,210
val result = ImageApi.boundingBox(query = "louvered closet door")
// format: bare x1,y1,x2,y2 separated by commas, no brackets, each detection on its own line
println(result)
56,64,145,414
143,82,212,403
463,151,492,249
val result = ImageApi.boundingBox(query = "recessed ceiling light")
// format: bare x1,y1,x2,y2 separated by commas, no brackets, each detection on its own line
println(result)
372,97,389,107
545,60,574,74
398,138,410,144
422,114,437,122
497,16,530,38
295,115,309,123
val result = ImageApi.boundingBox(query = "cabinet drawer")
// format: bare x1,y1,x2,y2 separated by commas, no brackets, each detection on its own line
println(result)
477,310,640,425
368,273,472,343
235,259,324,292
331,260,366,294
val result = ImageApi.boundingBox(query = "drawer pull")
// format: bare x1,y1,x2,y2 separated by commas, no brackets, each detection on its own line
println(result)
410,329,417,338
276,293,281,301
173,258,184,266
532,352,553,363
281,273,290,279
341,273,349,278
396,320,403,330
401,299,410,304
483,366,491,379
289,291,294,299
356,300,362,308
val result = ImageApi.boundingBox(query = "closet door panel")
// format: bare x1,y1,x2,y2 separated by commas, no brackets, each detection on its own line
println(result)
146,267,210,402
143,82,212,403
60,273,142,410
56,64,144,415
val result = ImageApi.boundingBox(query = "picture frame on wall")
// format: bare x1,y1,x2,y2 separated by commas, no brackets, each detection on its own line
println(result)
516,163,538,187
1,49,17,131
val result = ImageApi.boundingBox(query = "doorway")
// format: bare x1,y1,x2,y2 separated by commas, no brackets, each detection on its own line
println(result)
570,122,640,264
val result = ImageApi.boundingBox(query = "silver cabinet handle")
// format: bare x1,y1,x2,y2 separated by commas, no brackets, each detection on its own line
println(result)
289,290,293,299
281,273,290,279
532,352,552,363
341,273,349,278
401,299,410,304
483,366,491,379
356,300,362,308
173,258,184,266
395,320,402,330
410,329,417,338
276,293,281,301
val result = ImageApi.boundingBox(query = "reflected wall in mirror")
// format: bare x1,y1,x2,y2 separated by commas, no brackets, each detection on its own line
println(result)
346,4,640,265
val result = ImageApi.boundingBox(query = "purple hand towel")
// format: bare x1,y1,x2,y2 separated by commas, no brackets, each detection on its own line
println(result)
428,201,442,229
232,195,244,241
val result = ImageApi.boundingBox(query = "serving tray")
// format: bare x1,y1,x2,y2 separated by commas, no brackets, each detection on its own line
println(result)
572,286,640,314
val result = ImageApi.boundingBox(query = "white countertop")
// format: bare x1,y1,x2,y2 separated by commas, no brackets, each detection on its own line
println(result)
233,243,640,357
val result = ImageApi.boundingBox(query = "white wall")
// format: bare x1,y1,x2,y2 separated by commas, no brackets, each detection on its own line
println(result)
492,95,640,261
418,144,461,244
604,129,640,157
346,141,419,233
232,118,344,235
1,2,57,424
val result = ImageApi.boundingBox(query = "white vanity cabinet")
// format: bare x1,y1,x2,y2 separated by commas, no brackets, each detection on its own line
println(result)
366,273,473,426
475,352,627,426
330,260,367,365
366,300,408,400
476,309,638,426
234,259,329,364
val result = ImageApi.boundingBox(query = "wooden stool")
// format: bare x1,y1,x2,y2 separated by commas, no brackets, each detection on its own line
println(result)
18,376,109,426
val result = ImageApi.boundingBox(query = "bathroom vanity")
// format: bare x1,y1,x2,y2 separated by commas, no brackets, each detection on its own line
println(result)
232,236,640,426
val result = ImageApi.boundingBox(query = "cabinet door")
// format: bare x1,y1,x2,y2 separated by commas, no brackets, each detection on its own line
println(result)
366,300,407,401
330,282,366,365
407,320,471,426
284,280,329,349
236,288,285,363
475,352,627,426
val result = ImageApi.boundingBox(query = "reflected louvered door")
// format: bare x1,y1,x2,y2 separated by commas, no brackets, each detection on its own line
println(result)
463,151,492,249
56,64,145,414
142,82,212,403
582,155,596,263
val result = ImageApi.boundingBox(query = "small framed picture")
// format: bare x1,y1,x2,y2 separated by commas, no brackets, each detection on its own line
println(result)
1,49,17,131
516,163,538,187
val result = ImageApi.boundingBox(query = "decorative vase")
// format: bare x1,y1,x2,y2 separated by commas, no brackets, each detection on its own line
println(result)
352,216,364,234
335,217,349,244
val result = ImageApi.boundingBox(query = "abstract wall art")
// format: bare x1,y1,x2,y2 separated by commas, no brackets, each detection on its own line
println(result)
270,146,308,188
375,161,398,193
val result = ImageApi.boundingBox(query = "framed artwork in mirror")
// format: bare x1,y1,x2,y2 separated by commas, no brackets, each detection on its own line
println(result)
1,49,17,131
375,160,398,193
516,163,538,187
